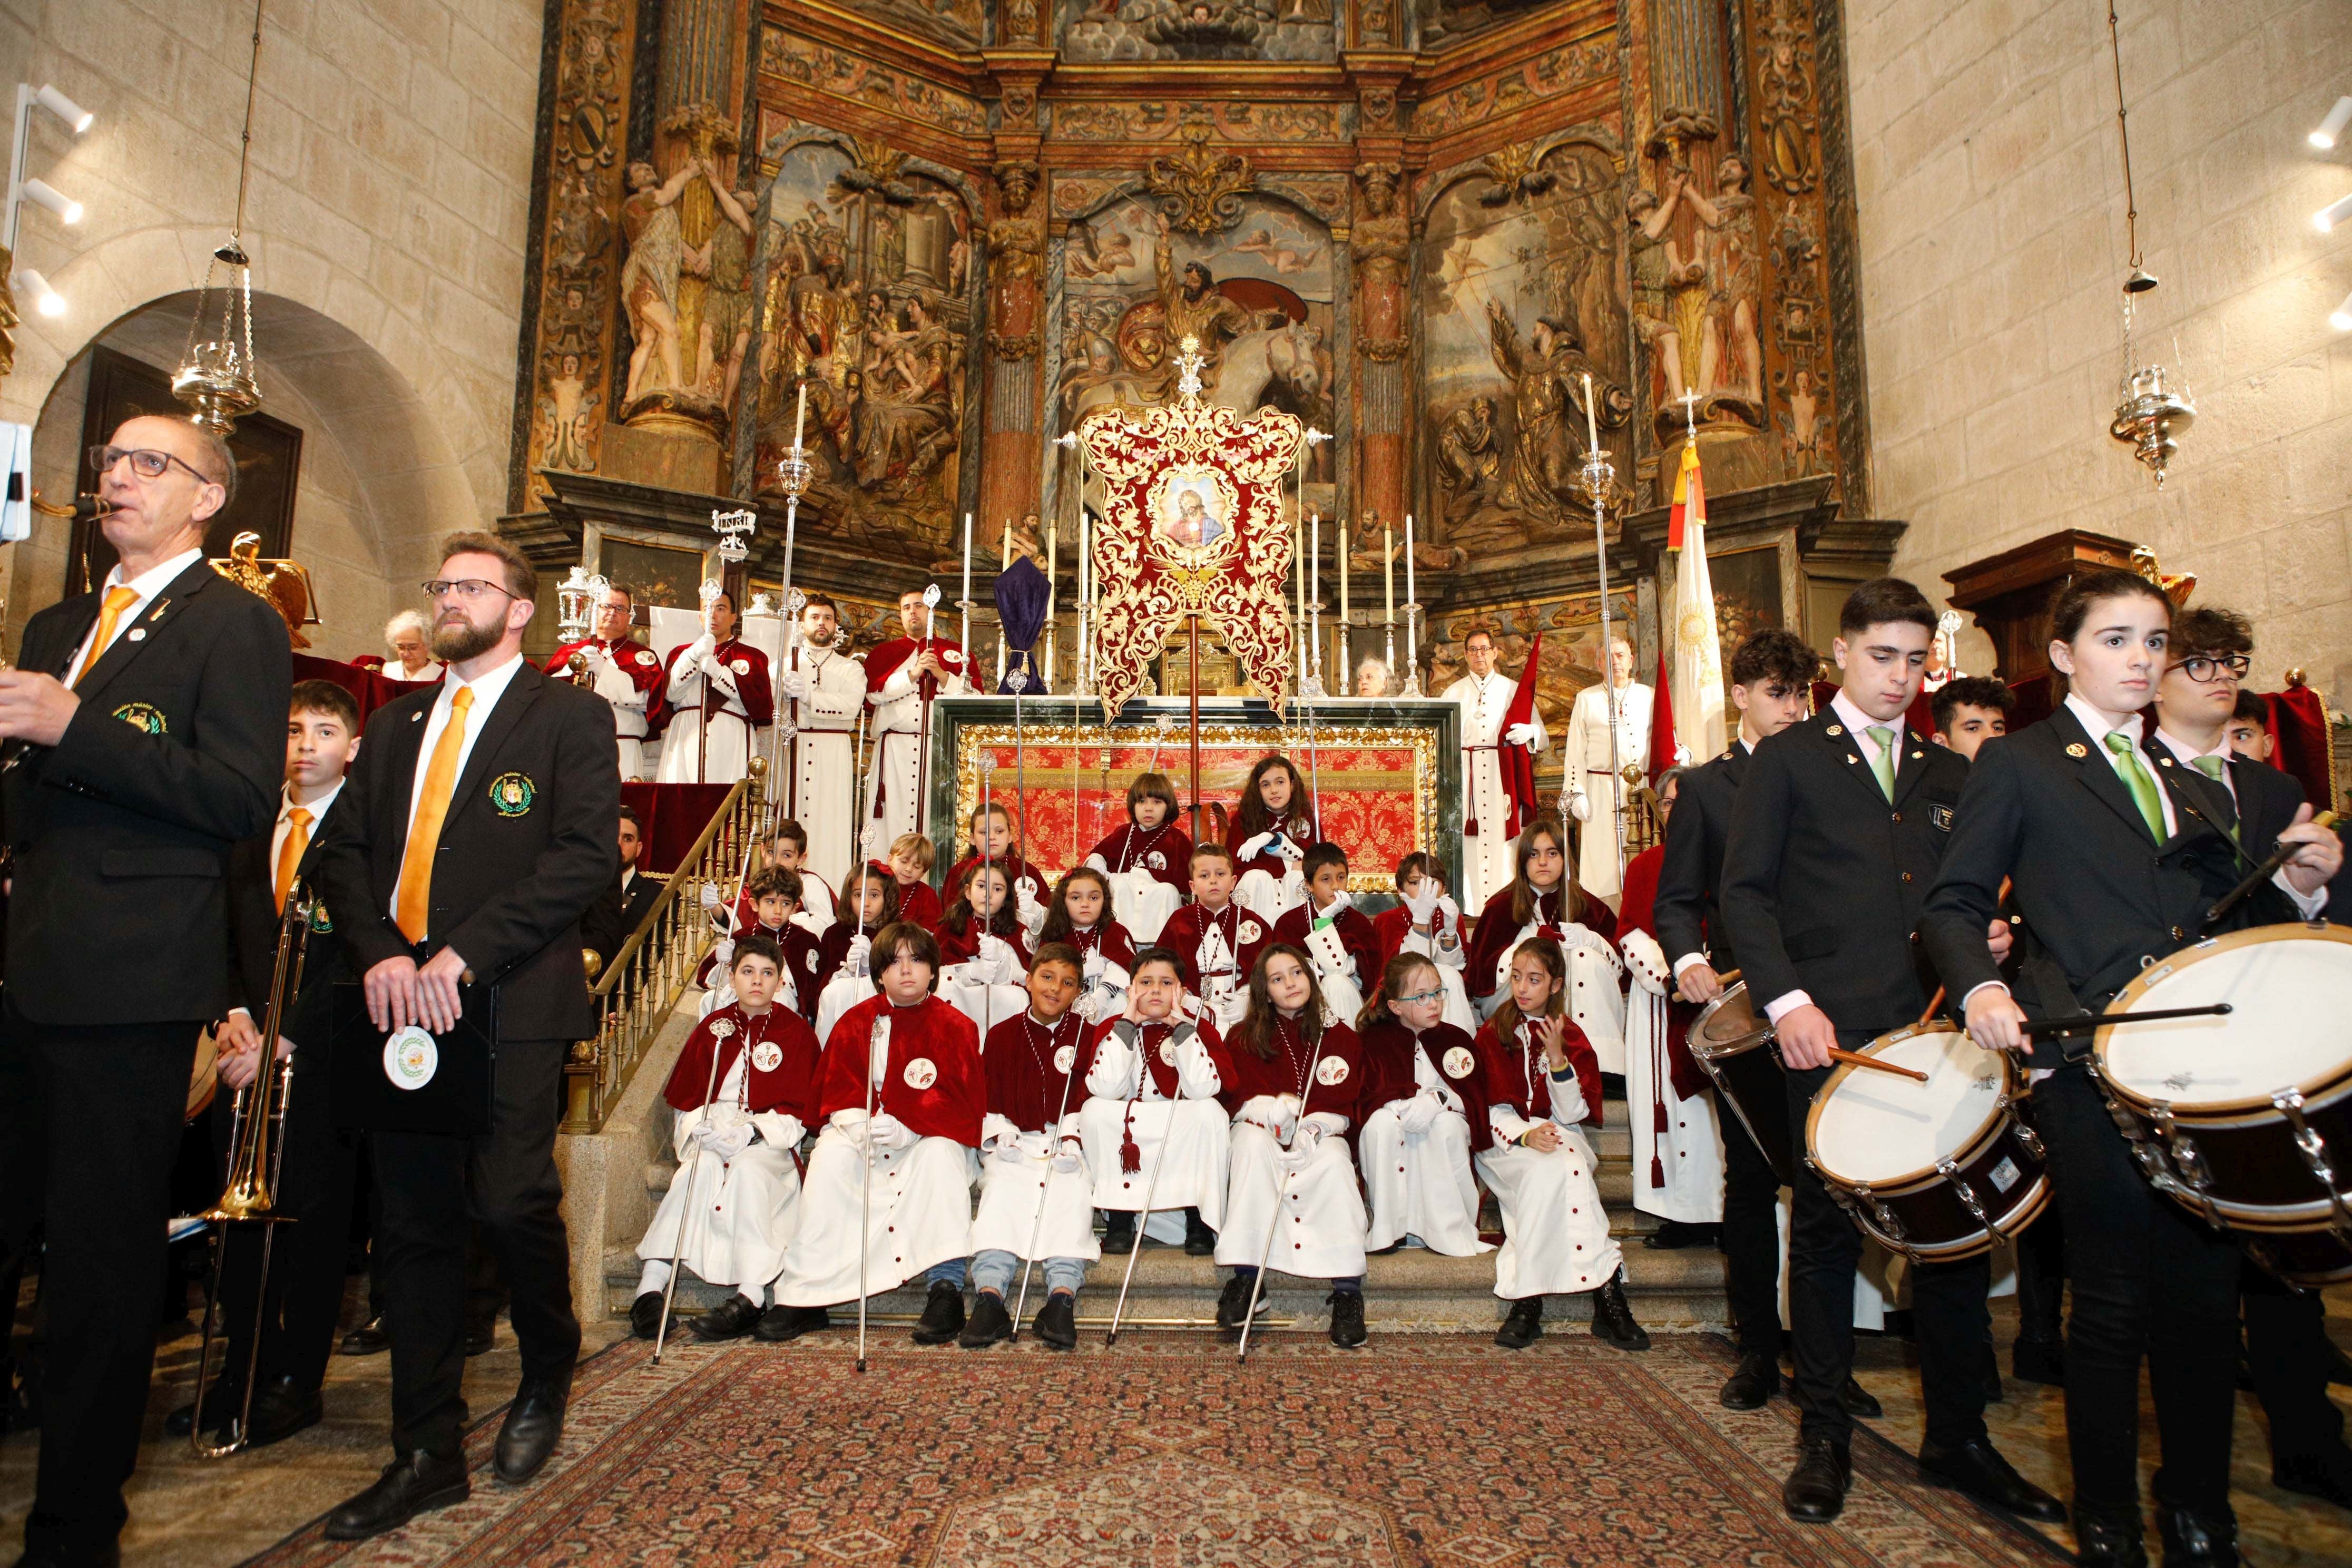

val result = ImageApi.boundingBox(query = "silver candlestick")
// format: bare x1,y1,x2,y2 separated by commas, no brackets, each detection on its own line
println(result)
1579,443,1624,870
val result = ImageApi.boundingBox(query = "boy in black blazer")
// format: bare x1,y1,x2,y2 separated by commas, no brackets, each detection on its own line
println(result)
1652,628,1840,1411
311,533,618,1541
1720,579,2053,1527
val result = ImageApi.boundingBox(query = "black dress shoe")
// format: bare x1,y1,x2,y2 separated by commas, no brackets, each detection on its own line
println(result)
2275,1452,2352,1511
2155,1503,2238,1566
2072,1507,2150,1566
1215,1273,1258,1330
753,1304,830,1342
909,1280,966,1345
1100,1213,1137,1254
958,1291,1013,1348
241,1375,325,1448
338,1317,390,1357
1841,1376,1883,1418
1642,1219,1720,1250
1494,1296,1543,1350
1184,1208,1217,1256
493,1374,570,1485
1034,1291,1078,1349
2013,1336,2066,1387
1327,1290,1367,1349
1590,1273,1650,1351
9,1542,121,1567
465,1320,496,1357
1918,1436,2066,1523
1782,1436,1851,1522
165,1380,239,1438
631,1290,668,1340
324,1450,471,1541
689,1293,763,1342
1719,1348,1780,1410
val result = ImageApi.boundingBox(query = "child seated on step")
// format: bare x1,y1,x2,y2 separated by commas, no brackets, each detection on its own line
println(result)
964,944,1097,1350
628,936,821,1344
936,859,1033,1037
1085,770,1191,942
1036,866,1136,1023
813,863,899,1046
708,820,837,935
1357,953,1494,1259
1474,938,1647,1354
1225,754,1317,923
886,831,943,930
1158,843,1256,1029
1370,852,1474,1030
698,868,824,1022
1082,946,1230,1258
1256,842,1381,1023
761,922,984,1346
1463,822,1625,1073
943,802,1051,937
1214,943,1370,1348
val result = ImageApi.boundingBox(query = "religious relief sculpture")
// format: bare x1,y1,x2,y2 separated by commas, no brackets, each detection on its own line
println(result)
615,104,755,441
1484,302,1629,526
1353,162,1410,363
1061,0,1336,61
1145,127,1257,236
984,161,1044,361
1635,111,1765,436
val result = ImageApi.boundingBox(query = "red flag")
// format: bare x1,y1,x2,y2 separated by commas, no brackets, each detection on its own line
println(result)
1498,634,1542,839
1648,646,1678,781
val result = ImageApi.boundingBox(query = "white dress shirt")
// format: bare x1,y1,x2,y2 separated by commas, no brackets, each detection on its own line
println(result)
65,546,204,685
391,653,526,916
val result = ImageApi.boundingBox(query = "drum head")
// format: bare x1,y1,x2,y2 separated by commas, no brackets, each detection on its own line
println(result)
1691,982,1769,1057
2099,925,2352,1113
1810,1028,2008,1186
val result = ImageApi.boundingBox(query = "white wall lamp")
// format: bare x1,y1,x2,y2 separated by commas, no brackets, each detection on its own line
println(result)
2312,96,2352,151
2330,289,2352,334
6,81,94,315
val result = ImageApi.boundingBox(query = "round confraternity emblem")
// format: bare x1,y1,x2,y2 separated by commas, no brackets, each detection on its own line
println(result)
1239,919,1263,944
385,1026,438,1091
1158,1038,1179,1065
731,658,751,675
751,1040,783,1072
1053,1043,1077,1074
488,772,536,816
1443,1045,1477,1081
1315,1054,1350,1086
903,1056,938,1091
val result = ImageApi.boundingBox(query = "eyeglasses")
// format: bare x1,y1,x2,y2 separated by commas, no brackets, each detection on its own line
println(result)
1396,987,1446,1006
87,444,217,487
422,577,520,603
2170,653,2251,683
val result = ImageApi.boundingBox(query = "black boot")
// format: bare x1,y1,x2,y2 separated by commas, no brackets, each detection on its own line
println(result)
1642,1219,1719,1250
1216,1273,1260,1330
752,1304,830,1342
1494,1296,1543,1349
2072,1507,2150,1566
165,1376,241,1438
2274,1451,2352,1511
1590,1272,1650,1351
1101,1211,1137,1255
910,1280,966,1345
689,1293,763,1342
1184,1208,1217,1255
630,1290,669,1340
958,1291,1013,1349
1782,1436,1851,1522
1327,1290,1367,1349
2155,1504,2239,1566
325,1451,471,1541
1034,1291,1079,1350
1719,1347,1780,1410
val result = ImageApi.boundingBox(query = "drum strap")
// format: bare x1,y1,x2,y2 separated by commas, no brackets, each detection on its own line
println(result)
2015,940,2105,1067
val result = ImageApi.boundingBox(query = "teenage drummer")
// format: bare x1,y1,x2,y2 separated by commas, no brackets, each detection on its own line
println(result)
1719,578,2056,1528
1924,570,2339,1565
1654,628,1852,1412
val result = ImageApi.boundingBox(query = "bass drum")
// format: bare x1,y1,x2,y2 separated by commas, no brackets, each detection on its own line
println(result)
1687,983,1792,1184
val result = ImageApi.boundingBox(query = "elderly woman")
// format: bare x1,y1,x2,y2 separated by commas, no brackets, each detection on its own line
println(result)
376,610,442,682
1353,658,1390,698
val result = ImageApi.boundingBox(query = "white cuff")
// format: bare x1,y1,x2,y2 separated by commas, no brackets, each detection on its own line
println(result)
1958,979,2010,1013
2278,869,2329,920
1671,953,1709,978
1761,989,1811,1025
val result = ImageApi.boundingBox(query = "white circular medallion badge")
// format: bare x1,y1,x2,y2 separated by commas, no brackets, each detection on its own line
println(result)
384,1026,438,1091
1145,850,1165,870
1239,920,1262,944
1315,1054,1350,1085
1443,1045,1477,1081
1158,1038,1179,1066
903,1056,938,1091
731,658,751,674
1053,1043,1077,1074
751,1041,783,1072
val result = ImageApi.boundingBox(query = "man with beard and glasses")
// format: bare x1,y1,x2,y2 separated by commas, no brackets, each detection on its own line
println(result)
310,532,618,1540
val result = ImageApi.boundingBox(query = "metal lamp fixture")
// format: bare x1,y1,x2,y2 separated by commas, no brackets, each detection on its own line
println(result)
2313,96,2352,151
2101,2,2193,487
7,80,95,318
175,0,268,434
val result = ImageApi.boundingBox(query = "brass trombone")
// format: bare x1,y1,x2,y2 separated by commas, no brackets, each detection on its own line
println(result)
188,878,315,1457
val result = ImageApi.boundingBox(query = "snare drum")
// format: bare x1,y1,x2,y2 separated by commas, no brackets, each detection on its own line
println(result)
2092,924,2352,1254
1687,983,1794,1184
1805,1023,2048,1260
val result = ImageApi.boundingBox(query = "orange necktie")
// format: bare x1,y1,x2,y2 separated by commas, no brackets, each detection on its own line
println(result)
275,806,312,912
394,685,475,942
73,586,141,688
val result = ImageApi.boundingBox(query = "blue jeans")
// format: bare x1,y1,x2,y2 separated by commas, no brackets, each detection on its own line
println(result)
925,1258,967,1289
971,1248,1085,1296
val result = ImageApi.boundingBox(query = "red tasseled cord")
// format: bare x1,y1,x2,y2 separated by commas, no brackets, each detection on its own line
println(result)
1120,1097,1142,1173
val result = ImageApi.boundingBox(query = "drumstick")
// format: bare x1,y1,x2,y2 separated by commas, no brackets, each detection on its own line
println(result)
1715,968,1740,985
2017,1003,2231,1036
2203,811,2343,929
1916,878,2012,1026
1827,1048,1929,1083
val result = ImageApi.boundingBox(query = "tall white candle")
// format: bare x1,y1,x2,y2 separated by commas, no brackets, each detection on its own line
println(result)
1582,371,1599,454
792,382,807,449
1383,524,1394,623
1339,518,1350,627
1404,513,1416,607
1309,510,1320,675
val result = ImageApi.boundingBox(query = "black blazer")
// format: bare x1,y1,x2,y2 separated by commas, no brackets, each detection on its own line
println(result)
1653,742,1746,972
310,661,619,1042
4,560,289,1025
583,867,662,963
1719,709,1967,1038
227,798,348,1054
1920,708,2285,1065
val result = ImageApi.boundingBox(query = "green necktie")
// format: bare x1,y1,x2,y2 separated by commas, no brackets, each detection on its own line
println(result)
2191,753,2239,841
1863,725,1897,801
2103,731,2166,844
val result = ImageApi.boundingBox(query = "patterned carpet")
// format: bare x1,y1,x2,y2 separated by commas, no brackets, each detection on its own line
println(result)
244,1331,2066,1567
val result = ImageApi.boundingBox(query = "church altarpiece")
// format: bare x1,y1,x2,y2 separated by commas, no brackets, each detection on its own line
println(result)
505,0,1895,744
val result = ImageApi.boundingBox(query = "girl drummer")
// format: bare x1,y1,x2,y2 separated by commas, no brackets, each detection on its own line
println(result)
1923,566,2340,1564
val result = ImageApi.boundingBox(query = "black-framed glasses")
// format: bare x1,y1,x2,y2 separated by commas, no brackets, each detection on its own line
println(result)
86,444,215,486
422,577,520,603
2171,653,2251,683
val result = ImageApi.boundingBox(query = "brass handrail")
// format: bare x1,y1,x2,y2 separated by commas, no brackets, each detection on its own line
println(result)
563,770,767,1131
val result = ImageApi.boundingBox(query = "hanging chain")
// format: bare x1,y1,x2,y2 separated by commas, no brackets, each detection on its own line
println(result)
232,0,267,246
2108,0,2140,381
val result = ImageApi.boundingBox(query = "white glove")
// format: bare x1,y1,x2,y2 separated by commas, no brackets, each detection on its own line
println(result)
689,631,718,660
1398,1092,1443,1136
778,669,810,700
702,653,731,680
1567,790,1592,823
1319,888,1352,913
711,938,735,968
1083,948,1108,980
1434,895,1460,927
1083,853,1110,874
699,883,723,911
867,1111,917,1151
1015,886,1046,929
696,1120,755,1161
1504,721,1540,746
1404,884,1437,923
1279,1120,1324,1169
992,1133,1027,1166
1274,1092,1302,1136
1237,831,1276,860
1275,836,1306,862
846,932,872,977
1052,1139,1085,1174
976,935,1019,985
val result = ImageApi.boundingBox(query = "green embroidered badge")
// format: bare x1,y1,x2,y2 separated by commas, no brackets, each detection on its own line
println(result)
112,701,166,735
307,902,336,935
489,771,536,816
